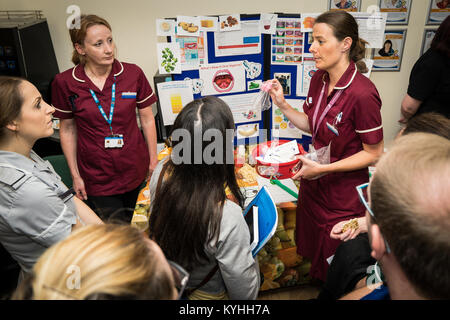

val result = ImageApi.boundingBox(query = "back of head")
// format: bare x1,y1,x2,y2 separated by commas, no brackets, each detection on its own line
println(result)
315,10,368,73
402,113,450,140
371,133,450,299
69,14,112,65
0,76,24,142
150,96,243,271
13,224,175,300
431,15,450,59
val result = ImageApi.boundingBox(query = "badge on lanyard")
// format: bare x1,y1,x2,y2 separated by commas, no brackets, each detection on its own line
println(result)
105,134,124,148
89,77,125,149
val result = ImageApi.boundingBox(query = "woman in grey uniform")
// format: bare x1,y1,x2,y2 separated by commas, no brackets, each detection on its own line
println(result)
0,76,102,279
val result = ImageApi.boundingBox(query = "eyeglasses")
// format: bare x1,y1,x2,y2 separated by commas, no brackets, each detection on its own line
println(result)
168,260,189,300
355,183,391,254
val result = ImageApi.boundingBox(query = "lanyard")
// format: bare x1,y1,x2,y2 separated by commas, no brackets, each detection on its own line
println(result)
89,77,116,134
311,82,343,142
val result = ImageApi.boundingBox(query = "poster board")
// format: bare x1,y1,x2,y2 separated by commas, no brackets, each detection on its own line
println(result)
154,14,270,146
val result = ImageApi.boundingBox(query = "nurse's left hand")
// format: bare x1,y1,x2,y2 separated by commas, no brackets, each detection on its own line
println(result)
292,155,326,180
147,159,158,181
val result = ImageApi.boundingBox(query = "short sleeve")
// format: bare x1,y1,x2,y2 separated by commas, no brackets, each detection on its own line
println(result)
407,51,442,102
51,74,74,119
136,66,157,109
354,83,383,145
8,180,76,248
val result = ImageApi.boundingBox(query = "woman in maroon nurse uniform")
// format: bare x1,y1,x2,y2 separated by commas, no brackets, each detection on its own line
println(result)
52,15,158,222
269,11,384,282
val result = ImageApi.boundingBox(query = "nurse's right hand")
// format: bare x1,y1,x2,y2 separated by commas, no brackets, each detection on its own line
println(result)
73,176,88,200
268,79,288,109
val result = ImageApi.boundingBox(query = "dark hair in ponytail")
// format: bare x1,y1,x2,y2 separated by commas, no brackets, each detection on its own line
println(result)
315,10,368,73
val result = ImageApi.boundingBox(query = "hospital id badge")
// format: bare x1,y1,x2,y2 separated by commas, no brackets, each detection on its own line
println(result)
105,134,124,148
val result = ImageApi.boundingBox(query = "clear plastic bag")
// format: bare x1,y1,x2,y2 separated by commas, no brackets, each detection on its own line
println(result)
291,143,331,180
252,81,272,111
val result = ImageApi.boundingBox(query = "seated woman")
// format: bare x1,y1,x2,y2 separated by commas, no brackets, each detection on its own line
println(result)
0,76,102,280
12,224,180,299
148,96,260,300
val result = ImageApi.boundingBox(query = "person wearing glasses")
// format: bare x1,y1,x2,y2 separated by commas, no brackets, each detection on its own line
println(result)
12,224,185,300
269,10,384,283
341,133,450,299
149,96,260,300
52,14,159,222
319,112,450,300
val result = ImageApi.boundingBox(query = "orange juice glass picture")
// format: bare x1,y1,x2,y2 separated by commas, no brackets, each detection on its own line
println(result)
170,94,183,114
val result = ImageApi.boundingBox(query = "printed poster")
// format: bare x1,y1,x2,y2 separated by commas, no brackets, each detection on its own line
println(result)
156,19,176,36
156,42,182,74
373,30,406,71
272,18,303,65
272,99,310,139
171,31,208,71
296,61,318,96
427,0,450,24
156,80,194,125
301,13,320,33
329,0,361,12
259,13,278,34
214,20,261,57
421,29,437,55
199,61,246,96
176,16,200,37
379,0,412,25
351,12,387,48
198,16,219,32
220,93,261,124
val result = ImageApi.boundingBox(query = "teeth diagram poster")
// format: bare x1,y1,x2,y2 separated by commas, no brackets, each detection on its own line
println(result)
199,61,246,96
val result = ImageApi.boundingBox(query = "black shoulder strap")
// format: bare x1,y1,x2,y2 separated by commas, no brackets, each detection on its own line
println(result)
184,264,219,297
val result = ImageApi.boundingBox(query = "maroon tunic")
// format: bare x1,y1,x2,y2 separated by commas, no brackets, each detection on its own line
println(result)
297,61,383,281
51,60,157,196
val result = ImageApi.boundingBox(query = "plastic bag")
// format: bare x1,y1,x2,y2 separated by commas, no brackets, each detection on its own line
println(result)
291,143,331,180
252,81,272,111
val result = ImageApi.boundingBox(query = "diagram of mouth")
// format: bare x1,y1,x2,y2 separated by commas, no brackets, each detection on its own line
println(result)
213,70,234,92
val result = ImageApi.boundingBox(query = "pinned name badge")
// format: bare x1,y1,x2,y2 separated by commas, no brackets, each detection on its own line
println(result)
308,97,312,104
326,122,339,136
121,92,137,99
105,134,124,148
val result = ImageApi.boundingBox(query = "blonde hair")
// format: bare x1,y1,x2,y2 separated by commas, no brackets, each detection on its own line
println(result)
371,133,450,299
13,224,175,300
69,14,112,65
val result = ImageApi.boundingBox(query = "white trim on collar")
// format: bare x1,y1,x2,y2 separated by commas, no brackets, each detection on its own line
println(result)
71,61,124,82
72,65,85,83
335,67,357,90
53,105,73,113
114,61,124,77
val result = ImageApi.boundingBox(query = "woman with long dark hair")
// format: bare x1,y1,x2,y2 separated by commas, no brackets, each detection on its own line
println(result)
148,96,260,300
400,15,450,121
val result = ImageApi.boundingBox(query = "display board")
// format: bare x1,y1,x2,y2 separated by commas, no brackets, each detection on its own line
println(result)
154,14,270,146
270,14,314,152
153,11,387,149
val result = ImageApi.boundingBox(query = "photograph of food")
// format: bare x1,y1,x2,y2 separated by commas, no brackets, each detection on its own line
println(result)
219,14,241,31
178,22,199,33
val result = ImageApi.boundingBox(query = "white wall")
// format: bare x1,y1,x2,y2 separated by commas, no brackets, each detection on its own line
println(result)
0,0,437,146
